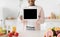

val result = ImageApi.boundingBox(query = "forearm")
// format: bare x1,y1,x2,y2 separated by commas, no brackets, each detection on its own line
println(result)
38,8,45,24
20,15,27,25
38,17,45,24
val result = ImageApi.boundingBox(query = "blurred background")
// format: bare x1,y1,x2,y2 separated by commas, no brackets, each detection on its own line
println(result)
0,0,60,19
20,0,60,17
0,0,60,37
0,0,60,31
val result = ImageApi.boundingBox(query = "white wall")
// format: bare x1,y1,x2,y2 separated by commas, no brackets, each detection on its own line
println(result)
21,0,60,17
0,0,20,27
0,0,20,19
0,0,60,19
0,0,60,31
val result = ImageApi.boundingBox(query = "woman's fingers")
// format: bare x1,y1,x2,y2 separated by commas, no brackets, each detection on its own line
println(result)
34,20,40,30
20,16,23,20
22,20,27,25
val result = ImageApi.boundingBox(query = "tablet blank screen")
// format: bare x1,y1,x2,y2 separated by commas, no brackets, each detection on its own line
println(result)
24,9,37,19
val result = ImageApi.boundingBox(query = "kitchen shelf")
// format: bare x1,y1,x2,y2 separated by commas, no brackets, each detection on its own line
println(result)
4,18,60,22
45,19,60,22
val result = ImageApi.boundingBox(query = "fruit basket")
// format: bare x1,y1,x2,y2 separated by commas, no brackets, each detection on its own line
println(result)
44,27,60,37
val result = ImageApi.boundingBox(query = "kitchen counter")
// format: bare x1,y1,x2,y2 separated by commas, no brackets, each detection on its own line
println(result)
18,30,45,37
4,19,60,37
4,19,45,37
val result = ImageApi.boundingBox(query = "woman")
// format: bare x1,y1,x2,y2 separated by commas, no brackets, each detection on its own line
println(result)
20,0,45,30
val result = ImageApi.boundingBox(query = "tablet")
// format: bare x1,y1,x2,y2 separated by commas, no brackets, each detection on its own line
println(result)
24,9,37,19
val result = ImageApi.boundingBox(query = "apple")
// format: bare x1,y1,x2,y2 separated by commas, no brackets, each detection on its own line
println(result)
12,31,15,35
14,32,19,36
57,33,60,37
8,31,19,37
8,33,12,37
8,35,12,37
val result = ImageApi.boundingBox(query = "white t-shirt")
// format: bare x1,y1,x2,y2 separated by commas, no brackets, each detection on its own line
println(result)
20,5,42,27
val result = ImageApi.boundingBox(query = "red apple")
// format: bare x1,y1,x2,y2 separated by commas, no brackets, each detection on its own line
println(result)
8,36,12,37
8,33,12,37
57,33,60,37
14,32,19,36
12,31,15,35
